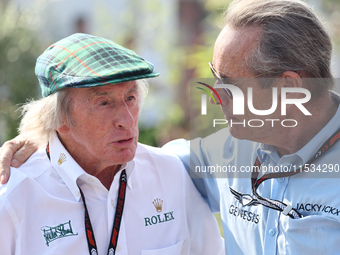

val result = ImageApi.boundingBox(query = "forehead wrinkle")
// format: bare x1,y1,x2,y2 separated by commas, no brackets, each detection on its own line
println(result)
213,24,262,79
86,88,108,103
212,64,239,86
85,83,139,103
126,84,138,94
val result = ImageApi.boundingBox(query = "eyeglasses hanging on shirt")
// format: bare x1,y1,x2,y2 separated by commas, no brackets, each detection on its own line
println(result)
230,127,340,219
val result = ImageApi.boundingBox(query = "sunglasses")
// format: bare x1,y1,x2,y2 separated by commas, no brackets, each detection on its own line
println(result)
209,62,279,99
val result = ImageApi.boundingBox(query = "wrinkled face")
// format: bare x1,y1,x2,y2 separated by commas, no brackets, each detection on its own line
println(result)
58,81,140,170
212,25,282,142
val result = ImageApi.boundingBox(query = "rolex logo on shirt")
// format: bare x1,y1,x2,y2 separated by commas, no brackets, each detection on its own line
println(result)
58,153,66,165
144,198,174,226
152,198,163,212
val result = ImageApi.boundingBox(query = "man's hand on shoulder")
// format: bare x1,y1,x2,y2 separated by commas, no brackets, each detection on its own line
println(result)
0,135,38,184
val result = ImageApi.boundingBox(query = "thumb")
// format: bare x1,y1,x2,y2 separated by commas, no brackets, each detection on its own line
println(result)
0,140,18,184
0,137,37,184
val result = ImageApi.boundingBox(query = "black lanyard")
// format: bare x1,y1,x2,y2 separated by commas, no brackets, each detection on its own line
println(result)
230,127,340,219
79,170,127,255
46,144,127,255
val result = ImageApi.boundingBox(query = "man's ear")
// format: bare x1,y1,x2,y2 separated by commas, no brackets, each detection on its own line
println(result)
278,71,312,116
56,123,69,134
278,71,308,102
280,71,303,88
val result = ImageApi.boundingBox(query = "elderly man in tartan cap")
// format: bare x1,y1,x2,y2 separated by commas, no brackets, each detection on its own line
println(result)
0,33,224,255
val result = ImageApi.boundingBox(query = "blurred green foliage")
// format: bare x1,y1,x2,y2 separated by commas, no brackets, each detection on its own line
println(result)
0,3,42,145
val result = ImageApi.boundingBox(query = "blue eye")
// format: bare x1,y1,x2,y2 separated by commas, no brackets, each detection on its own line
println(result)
127,96,135,101
100,101,108,106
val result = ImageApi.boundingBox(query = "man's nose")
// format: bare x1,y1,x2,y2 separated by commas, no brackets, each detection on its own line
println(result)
113,104,135,129
209,86,228,106
209,95,220,105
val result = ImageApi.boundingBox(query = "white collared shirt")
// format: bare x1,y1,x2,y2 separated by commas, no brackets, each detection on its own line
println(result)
164,101,340,255
0,132,224,255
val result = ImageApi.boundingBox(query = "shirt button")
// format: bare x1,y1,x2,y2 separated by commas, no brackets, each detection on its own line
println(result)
128,180,131,186
117,245,121,252
278,178,285,183
88,177,94,182
269,229,276,236
75,191,80,197
111,200,114,206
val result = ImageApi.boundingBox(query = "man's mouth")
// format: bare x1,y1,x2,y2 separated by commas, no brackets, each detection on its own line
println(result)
113,137,134,146
118,138,133,143
225,115,238,122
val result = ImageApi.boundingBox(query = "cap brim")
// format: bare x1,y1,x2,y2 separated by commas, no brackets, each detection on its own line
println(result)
65,72,159,89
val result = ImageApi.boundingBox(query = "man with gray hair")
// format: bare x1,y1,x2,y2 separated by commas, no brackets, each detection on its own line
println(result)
1,0,340,254
164,0,340,254
0,33,224,255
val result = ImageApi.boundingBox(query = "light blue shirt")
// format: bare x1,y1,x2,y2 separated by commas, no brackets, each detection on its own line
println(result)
163,100,340,255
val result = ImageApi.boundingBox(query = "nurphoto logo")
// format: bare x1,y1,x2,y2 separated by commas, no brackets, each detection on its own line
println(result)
197,81,312,128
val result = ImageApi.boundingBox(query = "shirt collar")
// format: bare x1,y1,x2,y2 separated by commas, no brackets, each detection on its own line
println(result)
257,93,340,166
49,132,135,201
295,97,340,164
256,144,280,164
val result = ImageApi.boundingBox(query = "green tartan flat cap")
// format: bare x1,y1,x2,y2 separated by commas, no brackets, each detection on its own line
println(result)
35,33,159,97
